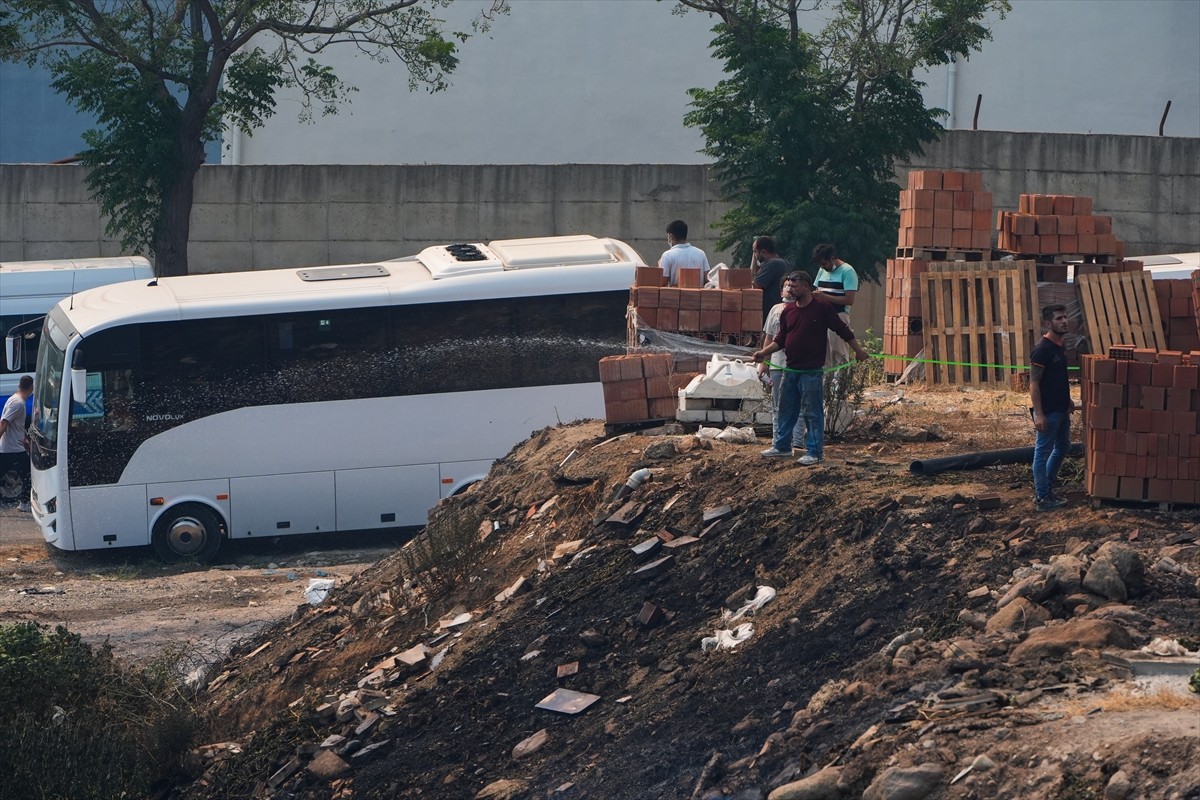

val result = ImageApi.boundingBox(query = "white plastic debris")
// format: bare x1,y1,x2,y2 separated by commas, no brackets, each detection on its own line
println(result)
701,623,754,652
1140,637,1189,657
722,585,776,623
305,578,336,605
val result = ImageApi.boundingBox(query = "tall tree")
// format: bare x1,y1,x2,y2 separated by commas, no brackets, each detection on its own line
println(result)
0,1,506,276
673,0,1008,279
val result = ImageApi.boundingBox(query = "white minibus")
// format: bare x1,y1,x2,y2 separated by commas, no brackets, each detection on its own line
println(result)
1,256,154,500
26,236,642,561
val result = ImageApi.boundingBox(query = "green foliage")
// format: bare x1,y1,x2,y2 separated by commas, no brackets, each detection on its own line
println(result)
0,622,203,800
1191,667,1200,695
0,0,508,275
677,0,1009,280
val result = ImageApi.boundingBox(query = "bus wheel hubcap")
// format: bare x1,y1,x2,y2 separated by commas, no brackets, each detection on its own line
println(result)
167,517,207,555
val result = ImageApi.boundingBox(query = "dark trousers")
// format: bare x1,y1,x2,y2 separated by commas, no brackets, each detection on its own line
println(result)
0,450,31,504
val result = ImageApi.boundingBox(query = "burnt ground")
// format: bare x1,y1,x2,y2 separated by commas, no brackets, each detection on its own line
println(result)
175,386,1200,800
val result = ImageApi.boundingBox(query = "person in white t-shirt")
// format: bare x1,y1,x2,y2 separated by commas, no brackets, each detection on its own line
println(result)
658,219,709,286
758,275,807,451
0,375,33,512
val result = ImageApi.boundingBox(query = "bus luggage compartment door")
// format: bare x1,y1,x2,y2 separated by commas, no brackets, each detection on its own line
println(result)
68,483,150,550
229,472,335,539
335,464,441,530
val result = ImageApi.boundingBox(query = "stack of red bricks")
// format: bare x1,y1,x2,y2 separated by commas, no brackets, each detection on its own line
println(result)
599,353,682,424
1081,349,1200,505
1153,279,1200,352
1193,270,1200,340
995,195,1129,278
897,170,993,251
630,266,763,336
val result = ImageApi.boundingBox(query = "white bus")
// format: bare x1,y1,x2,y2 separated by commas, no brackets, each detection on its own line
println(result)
27,236,642,561
1,256,154,500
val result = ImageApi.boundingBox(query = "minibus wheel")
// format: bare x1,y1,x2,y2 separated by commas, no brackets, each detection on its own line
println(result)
152,503,224,563
0,469,20,501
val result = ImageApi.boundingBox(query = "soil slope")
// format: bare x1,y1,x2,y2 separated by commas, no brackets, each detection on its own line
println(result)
178,388,1200,800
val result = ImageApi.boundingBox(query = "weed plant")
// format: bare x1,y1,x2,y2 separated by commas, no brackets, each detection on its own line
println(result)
0,622,202,800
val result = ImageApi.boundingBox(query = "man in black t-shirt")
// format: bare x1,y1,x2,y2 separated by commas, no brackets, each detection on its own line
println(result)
751,236,789,320
1030,304,1074,511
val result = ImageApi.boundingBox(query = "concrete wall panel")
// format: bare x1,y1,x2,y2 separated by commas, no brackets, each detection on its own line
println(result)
252,241,328,270
24,202,100,242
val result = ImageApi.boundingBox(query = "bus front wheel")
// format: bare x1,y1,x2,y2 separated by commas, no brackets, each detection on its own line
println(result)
152,503,224,563
0,469,20,501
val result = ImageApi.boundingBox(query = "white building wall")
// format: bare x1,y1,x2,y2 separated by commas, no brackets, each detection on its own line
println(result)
228,0,1200,166
921,0,1200,136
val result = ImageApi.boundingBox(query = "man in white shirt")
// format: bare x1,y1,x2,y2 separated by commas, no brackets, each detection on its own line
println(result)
658,219,709,286
0,375,33,512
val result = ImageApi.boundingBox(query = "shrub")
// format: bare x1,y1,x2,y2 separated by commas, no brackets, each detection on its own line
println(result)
400,503,493,595
0,622,203,800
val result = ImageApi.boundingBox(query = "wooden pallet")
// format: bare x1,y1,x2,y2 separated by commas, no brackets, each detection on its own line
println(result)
896,247,988,262
996,252,1116,265
920,261,1039,386
1077,272,1166,355
1193,270,1200,340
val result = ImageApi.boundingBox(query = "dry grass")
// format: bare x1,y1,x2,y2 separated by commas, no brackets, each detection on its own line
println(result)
1059,683,1200,717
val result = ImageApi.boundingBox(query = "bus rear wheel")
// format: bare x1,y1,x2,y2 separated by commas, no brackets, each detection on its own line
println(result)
152,503,224,563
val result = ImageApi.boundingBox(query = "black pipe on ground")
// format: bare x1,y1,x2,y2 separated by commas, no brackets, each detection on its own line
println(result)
909,443,1084,476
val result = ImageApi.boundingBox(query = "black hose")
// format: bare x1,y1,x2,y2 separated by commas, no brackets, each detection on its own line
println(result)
909,443,1083,476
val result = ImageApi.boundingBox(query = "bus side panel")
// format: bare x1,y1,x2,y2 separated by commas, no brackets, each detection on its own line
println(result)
439,460,495,499
335,464,440,530
228,472,335,539
146,479,232,532
68,483,150,550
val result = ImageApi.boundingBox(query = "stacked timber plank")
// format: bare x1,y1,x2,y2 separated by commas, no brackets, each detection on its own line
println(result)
1153,279,1200,353
920,261,1039,387
1077,272,1166,357
1081,350,1200,505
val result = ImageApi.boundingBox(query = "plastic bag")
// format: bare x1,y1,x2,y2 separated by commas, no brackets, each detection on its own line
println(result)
305,578,335,605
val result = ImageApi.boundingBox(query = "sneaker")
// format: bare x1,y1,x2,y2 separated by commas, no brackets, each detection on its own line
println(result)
16,502,30,512
761,448,793,458
1035,495,1067,512
796,454,823,466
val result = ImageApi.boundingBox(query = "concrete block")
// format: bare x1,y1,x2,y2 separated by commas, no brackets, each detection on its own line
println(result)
479,201,555,238
251,240,329,270
555,201,627,238
255,202,328,241
1171,176,1200,215
328,240,408,265
190,202,255,241
0,241,26,260
187,240,254,273
326,166,406,203
250,165,331,202
24,165,91,203
395,165,484,204
476,165,557,203
194,166,257,204
628,201,705,239
0,204,23,242
327,202,404,241
25,202,101,242
401,202,481,240
0,169,27,205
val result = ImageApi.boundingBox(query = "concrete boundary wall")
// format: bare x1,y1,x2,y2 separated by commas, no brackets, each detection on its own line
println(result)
2,131,1197,340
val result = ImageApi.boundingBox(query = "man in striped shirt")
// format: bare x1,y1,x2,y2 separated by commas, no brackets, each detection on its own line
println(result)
812,243,859,368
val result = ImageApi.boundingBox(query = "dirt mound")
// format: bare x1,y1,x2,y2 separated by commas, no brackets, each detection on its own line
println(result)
178,391,1200,800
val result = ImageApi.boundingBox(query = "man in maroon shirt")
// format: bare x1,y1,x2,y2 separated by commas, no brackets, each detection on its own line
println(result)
752,272,869,465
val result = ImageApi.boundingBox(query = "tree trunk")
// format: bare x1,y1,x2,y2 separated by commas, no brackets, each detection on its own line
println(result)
153,123,208,277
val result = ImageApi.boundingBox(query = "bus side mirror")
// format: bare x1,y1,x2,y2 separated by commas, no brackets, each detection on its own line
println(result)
4,335,19,371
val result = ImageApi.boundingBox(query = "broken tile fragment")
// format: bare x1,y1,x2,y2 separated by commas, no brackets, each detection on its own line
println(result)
535,688,600,715
631,537,663,559
512,729,549,760
702,505,733,523
664,535,700,549
637,602,665,627
633,555,674,580
557,661,580,679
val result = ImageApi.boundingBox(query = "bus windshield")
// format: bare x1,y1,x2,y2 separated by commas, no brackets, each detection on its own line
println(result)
31,316,67,457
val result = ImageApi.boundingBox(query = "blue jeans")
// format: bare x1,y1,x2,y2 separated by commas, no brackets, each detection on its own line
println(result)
774,371,825,458
1033,410,1071,499
769,369,806,449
